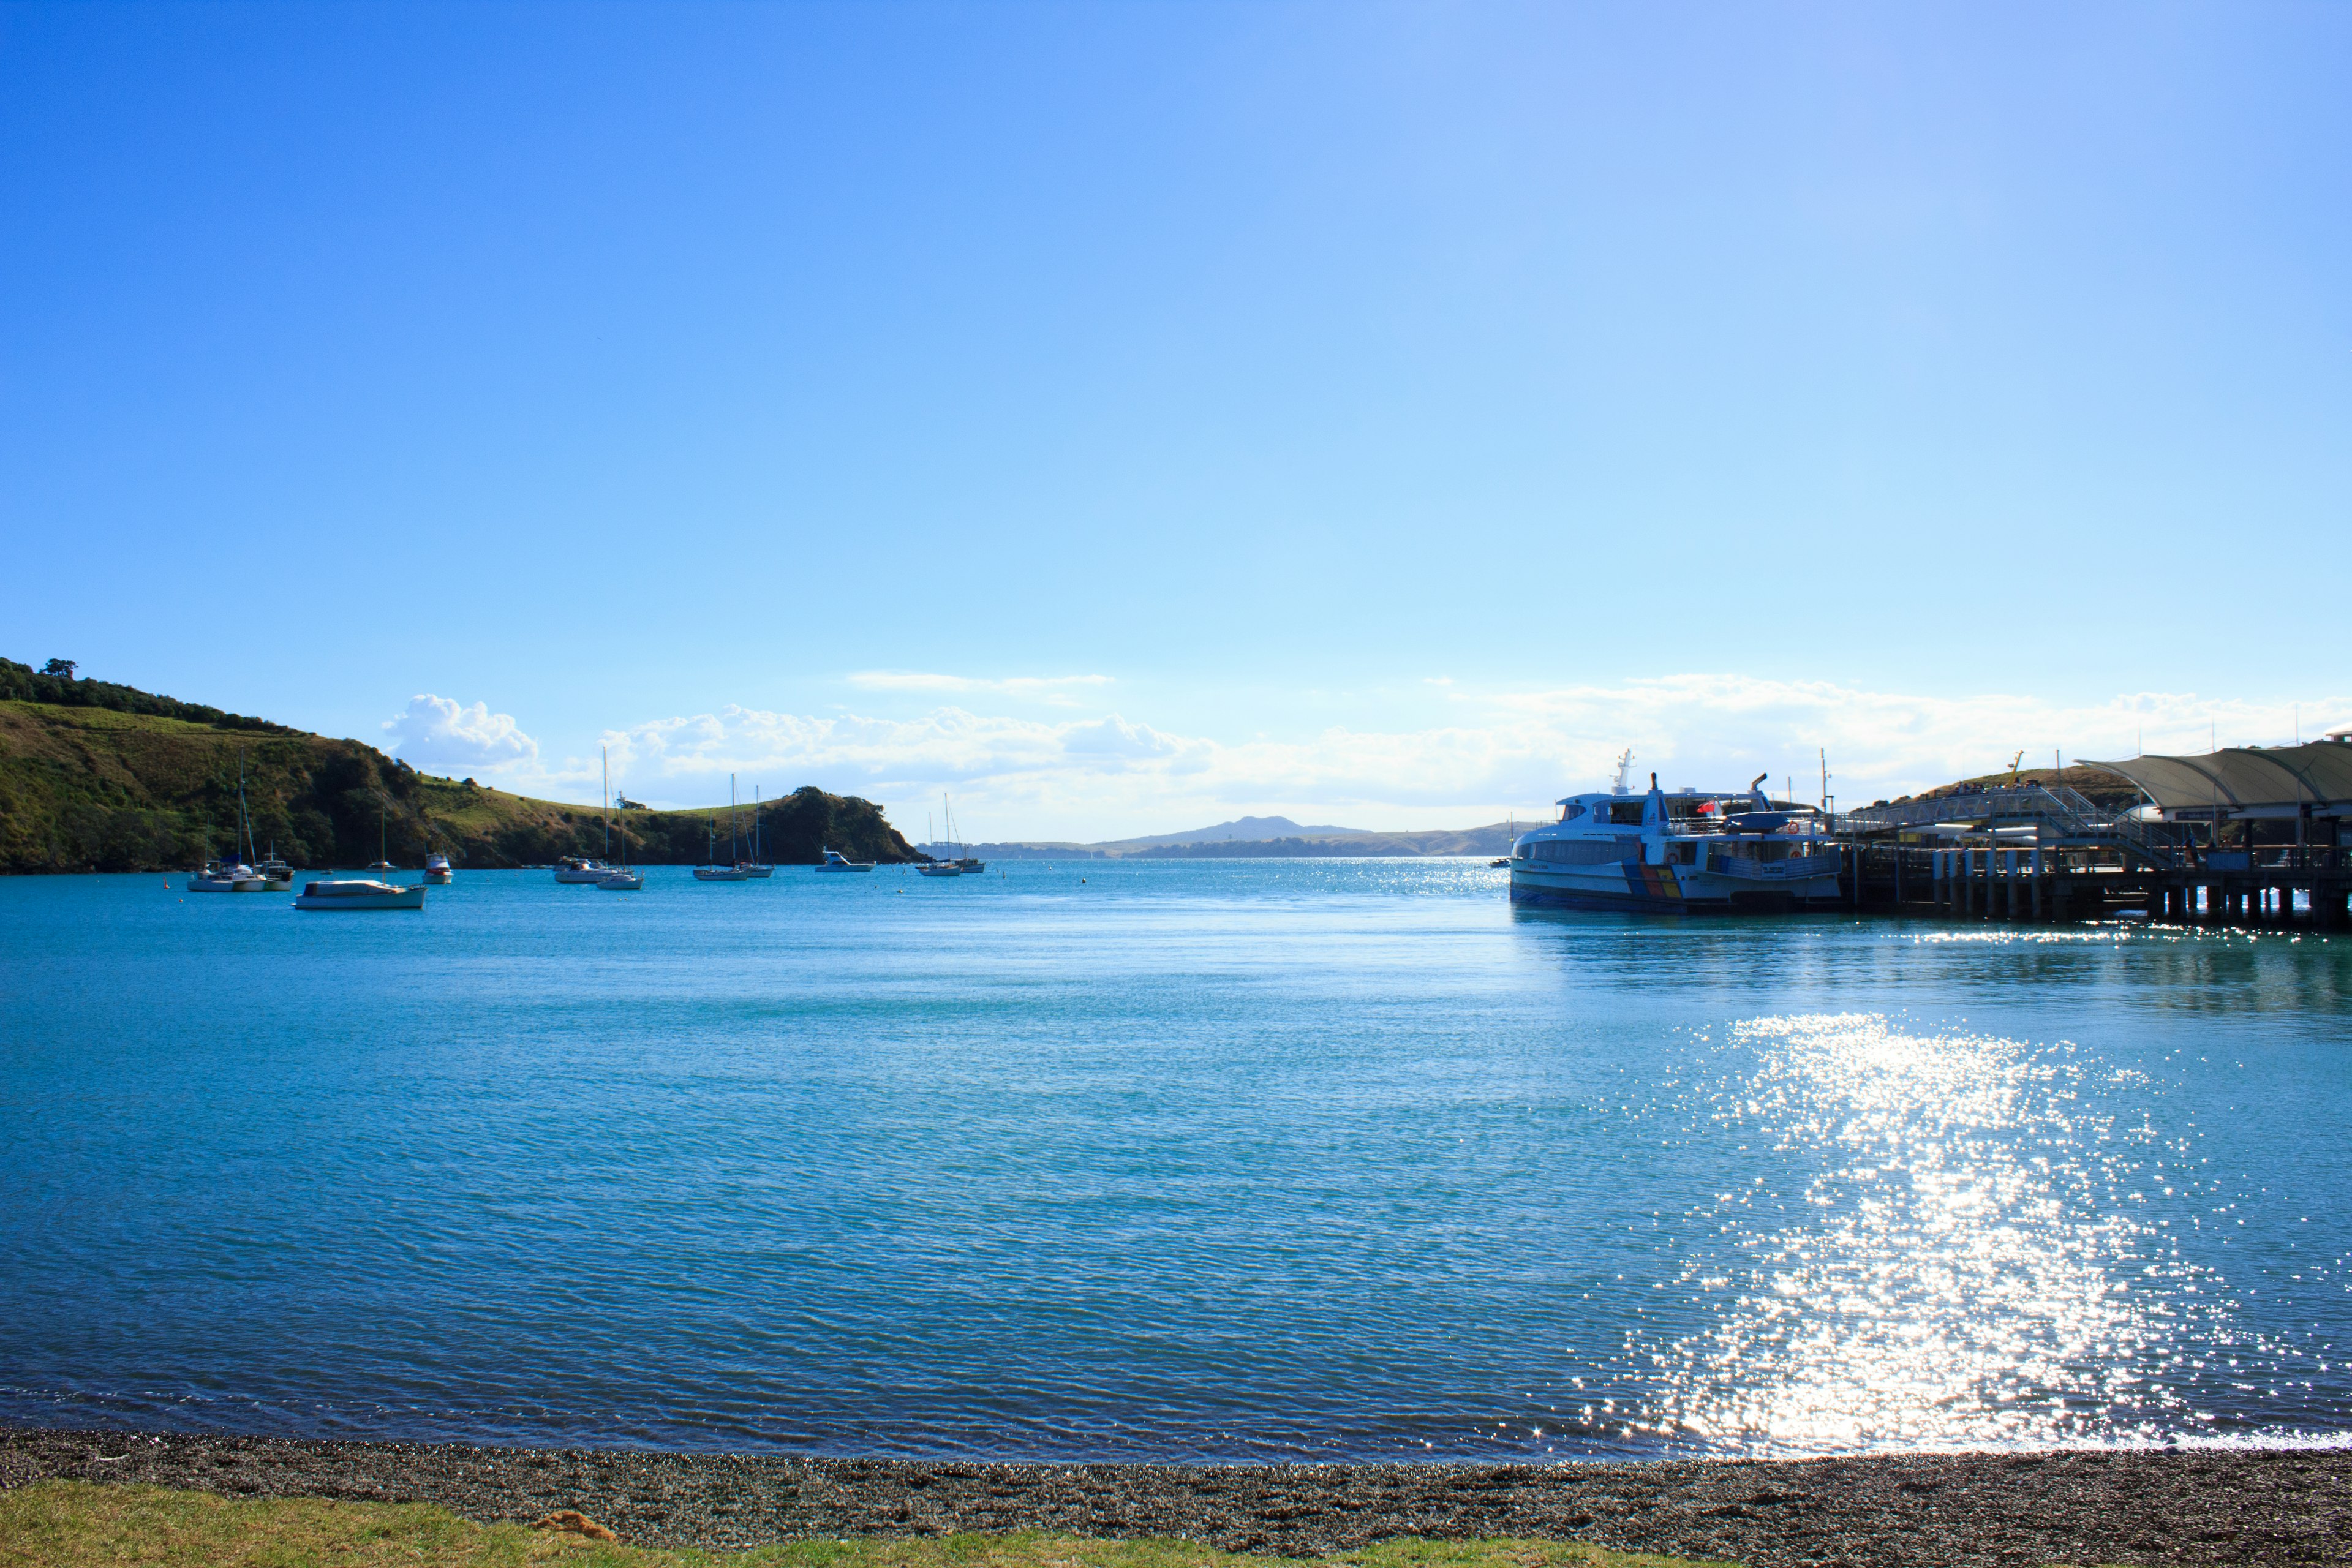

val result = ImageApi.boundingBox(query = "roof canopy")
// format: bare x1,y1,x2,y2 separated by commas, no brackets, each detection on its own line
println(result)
2087,742,2352,814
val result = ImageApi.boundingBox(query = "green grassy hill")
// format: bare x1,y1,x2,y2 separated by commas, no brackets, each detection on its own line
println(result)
0,660,919,873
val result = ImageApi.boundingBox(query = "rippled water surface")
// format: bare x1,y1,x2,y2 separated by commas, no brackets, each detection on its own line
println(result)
2,861,2348,1460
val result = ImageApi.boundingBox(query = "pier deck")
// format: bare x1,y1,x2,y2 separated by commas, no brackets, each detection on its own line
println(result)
1831,774,2351,930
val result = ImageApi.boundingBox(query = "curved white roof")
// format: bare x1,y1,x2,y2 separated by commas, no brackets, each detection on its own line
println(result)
2086,742,2352,812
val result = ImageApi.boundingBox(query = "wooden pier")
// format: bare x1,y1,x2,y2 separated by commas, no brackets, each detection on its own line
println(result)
1832,748,2352,931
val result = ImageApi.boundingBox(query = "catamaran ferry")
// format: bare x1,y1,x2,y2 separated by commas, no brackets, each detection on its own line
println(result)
1509,758,1843,914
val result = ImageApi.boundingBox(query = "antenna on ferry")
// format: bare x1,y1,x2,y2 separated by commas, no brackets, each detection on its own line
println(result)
1611,748,1635,796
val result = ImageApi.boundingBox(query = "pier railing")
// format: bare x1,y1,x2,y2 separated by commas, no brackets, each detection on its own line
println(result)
1838,785,2186,869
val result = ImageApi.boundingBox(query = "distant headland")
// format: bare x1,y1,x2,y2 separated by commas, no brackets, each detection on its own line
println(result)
0,658,918,873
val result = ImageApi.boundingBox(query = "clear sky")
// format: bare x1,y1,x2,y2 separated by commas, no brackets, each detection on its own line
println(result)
6,2,2348,839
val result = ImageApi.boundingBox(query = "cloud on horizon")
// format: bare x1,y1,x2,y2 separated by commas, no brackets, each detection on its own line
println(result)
382,694,540,771
444,675,2350,842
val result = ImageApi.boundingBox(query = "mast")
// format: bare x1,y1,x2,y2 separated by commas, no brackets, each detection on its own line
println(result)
754,784,761,864
603,745,611,860
729,774,739,864
237,750,257,863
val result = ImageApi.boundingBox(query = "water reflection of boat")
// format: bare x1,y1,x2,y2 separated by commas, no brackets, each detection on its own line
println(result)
1509,756,1841,914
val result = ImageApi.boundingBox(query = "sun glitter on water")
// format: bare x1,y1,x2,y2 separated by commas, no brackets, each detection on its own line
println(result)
1623,1011,2242,1454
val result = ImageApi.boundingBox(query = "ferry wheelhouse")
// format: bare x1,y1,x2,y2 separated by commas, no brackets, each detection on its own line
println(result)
1509,767,1842,914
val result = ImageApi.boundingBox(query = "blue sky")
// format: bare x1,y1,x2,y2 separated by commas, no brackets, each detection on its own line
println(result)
6,2,2347,838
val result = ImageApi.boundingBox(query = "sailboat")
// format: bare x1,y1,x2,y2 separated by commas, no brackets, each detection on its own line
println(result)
920,793,984,876
192,752,267,891
366,799,397,871
598,766,643,890
556,748,620,882
739,783,774,876
947,792,985,875
695,778,752,880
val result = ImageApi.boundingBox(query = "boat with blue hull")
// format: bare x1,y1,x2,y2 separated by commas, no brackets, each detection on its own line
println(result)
1510,764,1842,914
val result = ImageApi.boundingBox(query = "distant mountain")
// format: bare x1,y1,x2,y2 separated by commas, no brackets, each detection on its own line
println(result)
958,818,1534,861
1107,815,1369,850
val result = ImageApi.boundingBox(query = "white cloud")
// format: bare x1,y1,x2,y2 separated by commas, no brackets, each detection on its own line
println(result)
431,677,2352,843
382,695,540,770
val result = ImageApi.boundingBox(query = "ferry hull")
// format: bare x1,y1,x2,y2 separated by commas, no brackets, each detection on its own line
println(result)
1509,861,1843,914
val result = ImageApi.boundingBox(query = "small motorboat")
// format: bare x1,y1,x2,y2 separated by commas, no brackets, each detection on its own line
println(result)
815,848,875,873
737,862,775,878
423,853,454,884
554,856,614,884
257,850,296,891
189,858,266,892
597,869,644,891
294,878,426,911
693,864,751,881
917,861,962,877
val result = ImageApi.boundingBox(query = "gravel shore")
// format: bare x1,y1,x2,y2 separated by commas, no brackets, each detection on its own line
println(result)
4,1427,2346,1566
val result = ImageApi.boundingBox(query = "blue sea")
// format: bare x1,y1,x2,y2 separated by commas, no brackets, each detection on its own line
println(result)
2,861,2348,1461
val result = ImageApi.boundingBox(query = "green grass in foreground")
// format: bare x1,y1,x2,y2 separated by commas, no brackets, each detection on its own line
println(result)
0,1482,1736,1568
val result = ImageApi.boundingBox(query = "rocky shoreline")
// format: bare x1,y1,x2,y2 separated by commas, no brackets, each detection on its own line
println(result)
3,1427,2346,1566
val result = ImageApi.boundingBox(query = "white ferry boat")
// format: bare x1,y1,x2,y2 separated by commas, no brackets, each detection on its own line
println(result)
1509,765,1842,914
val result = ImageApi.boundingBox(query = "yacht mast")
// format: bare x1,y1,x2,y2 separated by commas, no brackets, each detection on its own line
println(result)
603,745,611,860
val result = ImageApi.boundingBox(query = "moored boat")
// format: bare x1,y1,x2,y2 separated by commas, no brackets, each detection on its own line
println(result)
1508,756,1841,914
815,848,876,872
554,856,614,883
294,878,426,911
189,858,266,892
257,848,296,891
916,861,962,877
423,853,454,884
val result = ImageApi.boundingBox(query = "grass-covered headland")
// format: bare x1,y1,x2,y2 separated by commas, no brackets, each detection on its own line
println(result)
0,1482,1728,1568
0,658,919,873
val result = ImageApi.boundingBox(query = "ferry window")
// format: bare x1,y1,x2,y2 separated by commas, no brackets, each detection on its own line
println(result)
1559,802,1585,822
1607,801,1645,825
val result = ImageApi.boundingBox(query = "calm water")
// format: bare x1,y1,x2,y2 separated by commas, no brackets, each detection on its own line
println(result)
2,861,2348,1461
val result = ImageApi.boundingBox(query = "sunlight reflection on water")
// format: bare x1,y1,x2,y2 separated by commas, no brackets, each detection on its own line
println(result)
1627,1011,2242,1453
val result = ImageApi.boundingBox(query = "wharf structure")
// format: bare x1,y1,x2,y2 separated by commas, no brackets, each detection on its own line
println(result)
1830,739,2352,930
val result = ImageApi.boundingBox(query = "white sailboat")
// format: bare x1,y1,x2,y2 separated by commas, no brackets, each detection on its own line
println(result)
598,767,643,890
556,750,620,882
694,782,751,880
741,783,774,876
191,752,266,891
